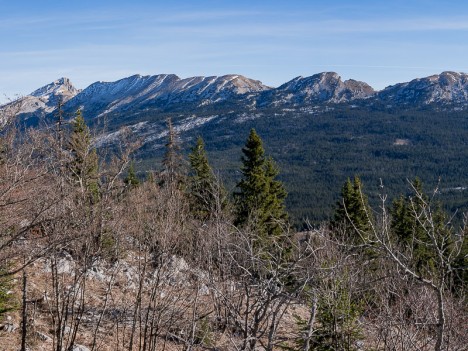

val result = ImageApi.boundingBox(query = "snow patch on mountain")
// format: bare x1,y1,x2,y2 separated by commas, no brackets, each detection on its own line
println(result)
235,112,264,124
94,121,149,147
176,115,219,132
95,114,219,149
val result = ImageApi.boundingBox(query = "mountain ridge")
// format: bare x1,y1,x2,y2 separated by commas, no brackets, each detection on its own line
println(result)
377,71,468,106
2,71,468,121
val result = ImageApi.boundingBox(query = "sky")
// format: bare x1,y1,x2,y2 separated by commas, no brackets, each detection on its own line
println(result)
1,0,467,103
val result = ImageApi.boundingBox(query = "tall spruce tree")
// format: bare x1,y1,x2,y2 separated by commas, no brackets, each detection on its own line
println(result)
263,156,288,234
390,194,413,242
333,176,373,242
68,109,99,201
235,129,288,237
188,136,223,221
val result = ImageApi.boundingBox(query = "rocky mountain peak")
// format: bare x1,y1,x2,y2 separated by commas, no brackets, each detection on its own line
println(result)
30,77,80,101
269,72,375,105
215,74,271,94
318,71,341,82
0,78,81,118
340,79,375,100
278,72,340,91
378,71,468,106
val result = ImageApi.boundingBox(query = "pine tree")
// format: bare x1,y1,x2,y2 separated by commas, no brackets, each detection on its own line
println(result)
235,129,288,238
124,162,140,188
333,178,354,228
263,157,288,236
390,194,413,241
312,276,364,351
68,109,99,201
332,176,373,243
161,118,184,189
188,136,223,221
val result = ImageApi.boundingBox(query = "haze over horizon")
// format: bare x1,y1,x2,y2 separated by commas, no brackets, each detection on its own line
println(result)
1,0,468,103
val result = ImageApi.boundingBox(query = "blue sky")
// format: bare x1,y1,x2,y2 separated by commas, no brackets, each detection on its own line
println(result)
1,0,467,102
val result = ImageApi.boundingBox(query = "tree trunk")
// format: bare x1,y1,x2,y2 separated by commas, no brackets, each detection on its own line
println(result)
303,296,318,351
21,271,27,351
434,286,445,351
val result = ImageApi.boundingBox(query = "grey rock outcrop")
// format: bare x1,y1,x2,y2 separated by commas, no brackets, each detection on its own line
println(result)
378,71,468,106
256,72,374,107
72,344,91,351
0,77,80,118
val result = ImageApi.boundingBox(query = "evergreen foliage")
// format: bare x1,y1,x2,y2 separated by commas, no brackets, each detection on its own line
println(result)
124,162,140,188
313,279,363,351
188,136,224,221
0,269,15,316
390,178,459,279
145,171,156,184
292,272,363,351
390,194,414,242
332,176,373,242
235,129,288,238
68,110,99,201
453,229,468,290
263,157,288,232
161,118,184,189
106,107,468,226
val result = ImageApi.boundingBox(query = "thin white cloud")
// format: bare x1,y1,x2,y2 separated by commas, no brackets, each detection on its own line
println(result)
120,16,468,44
150,10,265,23
323,18,468,33
3,8,467,35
